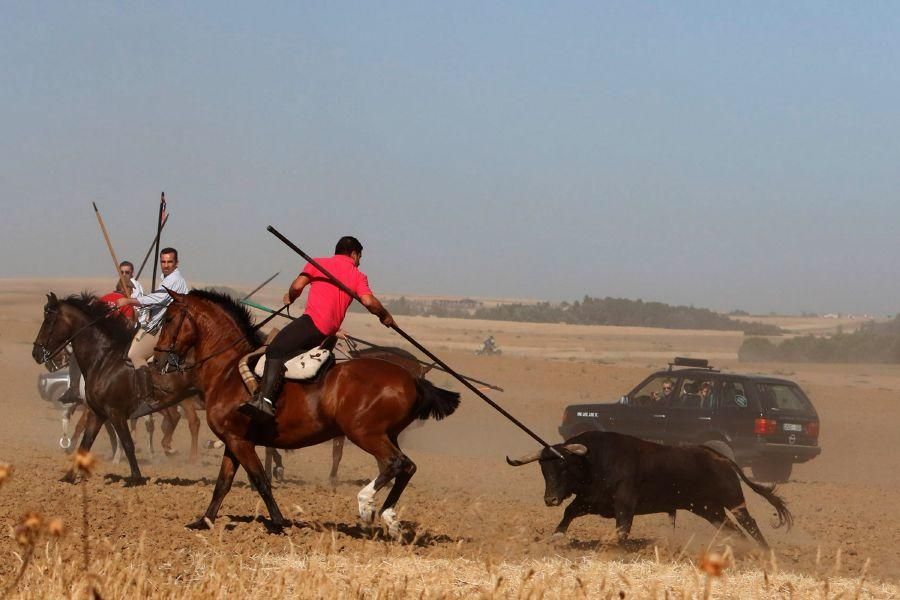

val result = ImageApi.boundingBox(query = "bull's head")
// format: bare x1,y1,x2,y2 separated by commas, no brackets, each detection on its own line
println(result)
507,443,589,507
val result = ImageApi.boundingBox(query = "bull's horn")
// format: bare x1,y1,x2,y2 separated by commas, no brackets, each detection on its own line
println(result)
563,443,588,456
505,449,543,466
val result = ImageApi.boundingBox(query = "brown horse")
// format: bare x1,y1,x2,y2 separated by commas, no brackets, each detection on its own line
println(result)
32,293,200,484
155,289,460,534
323,344,434,485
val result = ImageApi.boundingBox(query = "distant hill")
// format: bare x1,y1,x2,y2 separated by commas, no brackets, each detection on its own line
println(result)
384,294,784,335
739,316,900,363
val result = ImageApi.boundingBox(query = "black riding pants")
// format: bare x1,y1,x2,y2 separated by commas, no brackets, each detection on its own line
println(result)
266,314,327,361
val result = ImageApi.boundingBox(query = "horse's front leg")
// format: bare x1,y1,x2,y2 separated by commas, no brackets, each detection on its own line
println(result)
109,416,146,486
61,410,104,483
229,439,287,530
187,445,239,530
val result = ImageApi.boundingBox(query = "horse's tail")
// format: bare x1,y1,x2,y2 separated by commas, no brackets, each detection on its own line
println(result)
729,460,793,531
413,378,460,421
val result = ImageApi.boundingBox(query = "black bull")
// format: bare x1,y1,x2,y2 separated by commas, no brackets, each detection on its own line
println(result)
507,431,792,548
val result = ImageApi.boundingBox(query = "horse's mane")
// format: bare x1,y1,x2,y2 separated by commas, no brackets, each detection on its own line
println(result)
188,289,264,348
60,292,134,346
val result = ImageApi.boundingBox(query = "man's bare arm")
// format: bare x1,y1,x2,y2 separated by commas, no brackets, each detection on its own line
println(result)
359,294,395,327
283,274,311,306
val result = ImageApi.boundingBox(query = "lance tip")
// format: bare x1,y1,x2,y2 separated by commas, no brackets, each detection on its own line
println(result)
92,201,98,211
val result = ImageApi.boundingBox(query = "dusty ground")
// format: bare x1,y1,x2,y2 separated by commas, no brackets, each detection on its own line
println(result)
1,278,899,595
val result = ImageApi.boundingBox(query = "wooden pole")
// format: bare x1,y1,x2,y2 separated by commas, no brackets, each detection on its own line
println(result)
136,213,169,280
92,203,131,296
151,192,165,291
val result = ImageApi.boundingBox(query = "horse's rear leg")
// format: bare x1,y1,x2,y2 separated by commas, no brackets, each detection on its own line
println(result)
263,448,285,484
187,447,238,530
104,422,119,462
330,436,345,487
184,400,201,462
144,415,156,457
160,407,180,456
109,416,146,486
350,434,415,537
61,410,104,483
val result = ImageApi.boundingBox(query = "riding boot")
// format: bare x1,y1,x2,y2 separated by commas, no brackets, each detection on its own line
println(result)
129,366,158,419
58,357,82,405
238,358,283,422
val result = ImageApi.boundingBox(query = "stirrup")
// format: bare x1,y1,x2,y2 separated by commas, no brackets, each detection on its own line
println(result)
58,388,80,406
130,400,159,419
237,396,276,421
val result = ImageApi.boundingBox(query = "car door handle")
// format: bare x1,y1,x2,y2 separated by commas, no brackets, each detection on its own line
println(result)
698,416,712,421
653,414,667,419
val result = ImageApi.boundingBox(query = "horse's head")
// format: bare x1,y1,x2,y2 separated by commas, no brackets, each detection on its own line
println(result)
154,288,199,372
32,292,74,369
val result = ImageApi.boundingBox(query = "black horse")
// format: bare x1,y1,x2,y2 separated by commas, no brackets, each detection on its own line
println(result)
32,293,199,485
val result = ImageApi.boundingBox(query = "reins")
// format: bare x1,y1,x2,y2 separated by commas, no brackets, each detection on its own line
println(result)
36,310,114,367
155,306,253,373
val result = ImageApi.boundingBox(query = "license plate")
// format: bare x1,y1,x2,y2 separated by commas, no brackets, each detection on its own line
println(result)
783,423,802,432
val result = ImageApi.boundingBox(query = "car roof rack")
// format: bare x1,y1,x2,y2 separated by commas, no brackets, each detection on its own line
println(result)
668,357,715,371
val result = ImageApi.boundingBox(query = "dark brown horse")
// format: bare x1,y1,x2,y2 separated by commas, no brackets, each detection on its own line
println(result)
32,293,199,484
155,289,459,534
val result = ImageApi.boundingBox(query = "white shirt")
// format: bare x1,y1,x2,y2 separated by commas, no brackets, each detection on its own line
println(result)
136,268,189,332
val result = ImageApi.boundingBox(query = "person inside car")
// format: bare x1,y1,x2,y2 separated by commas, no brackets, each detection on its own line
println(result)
698,381,715,409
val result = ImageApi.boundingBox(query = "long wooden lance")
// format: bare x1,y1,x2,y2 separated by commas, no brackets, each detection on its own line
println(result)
136,213,169,280
151,192,165,291
241,271,281,301
266,225,560,456
92,203,131,297
240,298,504,392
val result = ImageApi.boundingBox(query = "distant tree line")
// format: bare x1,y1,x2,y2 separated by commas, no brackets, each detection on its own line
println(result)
383,295,783,335
739,317,900,363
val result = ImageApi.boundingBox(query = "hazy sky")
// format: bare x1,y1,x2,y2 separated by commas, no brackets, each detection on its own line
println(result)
2,2,898,315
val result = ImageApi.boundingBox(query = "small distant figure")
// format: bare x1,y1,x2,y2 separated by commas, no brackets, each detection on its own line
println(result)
476,335,501,356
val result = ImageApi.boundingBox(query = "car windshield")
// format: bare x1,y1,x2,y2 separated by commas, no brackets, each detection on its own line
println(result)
756,383,811,412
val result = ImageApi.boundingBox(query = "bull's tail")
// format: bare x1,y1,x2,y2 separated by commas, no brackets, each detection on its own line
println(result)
728,460,793,531
413,378,460,421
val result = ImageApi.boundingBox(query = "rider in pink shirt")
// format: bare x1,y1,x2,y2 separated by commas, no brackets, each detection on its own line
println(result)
239,236,395,422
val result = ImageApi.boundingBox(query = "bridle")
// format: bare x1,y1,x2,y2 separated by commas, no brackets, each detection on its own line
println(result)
154,302,250,373
34,305,109,370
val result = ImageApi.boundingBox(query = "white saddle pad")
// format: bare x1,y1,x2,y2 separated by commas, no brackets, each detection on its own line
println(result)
254,347,333,381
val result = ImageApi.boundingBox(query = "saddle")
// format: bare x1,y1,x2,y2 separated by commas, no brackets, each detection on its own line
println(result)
237,330,338,394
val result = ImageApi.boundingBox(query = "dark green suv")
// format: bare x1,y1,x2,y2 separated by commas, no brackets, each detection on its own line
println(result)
558,357,821,482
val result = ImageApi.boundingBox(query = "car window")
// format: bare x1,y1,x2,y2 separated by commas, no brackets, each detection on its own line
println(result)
756,383,811,412
673,376,716,410
630,375,676,407
719,379,750,409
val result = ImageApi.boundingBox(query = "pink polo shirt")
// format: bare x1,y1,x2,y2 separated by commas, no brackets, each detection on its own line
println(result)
301,255,373,335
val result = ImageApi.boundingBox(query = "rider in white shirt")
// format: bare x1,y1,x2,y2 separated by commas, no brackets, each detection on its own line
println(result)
116,248,189,408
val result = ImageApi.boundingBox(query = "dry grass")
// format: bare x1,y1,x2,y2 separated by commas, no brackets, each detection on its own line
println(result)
3,537,897,599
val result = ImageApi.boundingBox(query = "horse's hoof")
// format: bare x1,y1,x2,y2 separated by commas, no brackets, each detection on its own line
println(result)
185,518,213,530
549,532,567,545
124,477,149,487
273,466,285,482
381,508,402,540
59,473,76,484
164,448,179,457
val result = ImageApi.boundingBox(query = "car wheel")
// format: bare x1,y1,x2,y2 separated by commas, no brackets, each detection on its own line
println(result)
751,460,792,483
702,440,736,462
